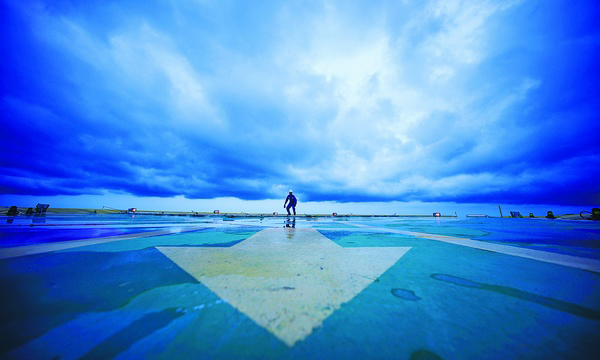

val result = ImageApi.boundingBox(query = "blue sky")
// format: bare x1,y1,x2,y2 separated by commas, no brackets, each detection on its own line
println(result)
1,0,599,212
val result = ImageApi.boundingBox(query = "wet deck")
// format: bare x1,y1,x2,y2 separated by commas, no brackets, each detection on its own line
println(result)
1,215,599,358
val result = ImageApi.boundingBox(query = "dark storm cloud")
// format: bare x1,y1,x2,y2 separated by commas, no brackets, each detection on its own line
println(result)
1,0,599,205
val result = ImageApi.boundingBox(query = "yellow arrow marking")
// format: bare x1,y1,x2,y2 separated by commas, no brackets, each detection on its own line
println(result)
157,228,410,346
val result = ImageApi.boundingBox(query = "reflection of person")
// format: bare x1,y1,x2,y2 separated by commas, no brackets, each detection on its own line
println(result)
284,217,296,228
284,190,297,215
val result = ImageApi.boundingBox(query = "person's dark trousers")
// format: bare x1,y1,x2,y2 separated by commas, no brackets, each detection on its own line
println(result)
286,204,296,215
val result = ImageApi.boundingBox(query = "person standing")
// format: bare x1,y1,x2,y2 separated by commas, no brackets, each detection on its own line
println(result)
284,190,297,215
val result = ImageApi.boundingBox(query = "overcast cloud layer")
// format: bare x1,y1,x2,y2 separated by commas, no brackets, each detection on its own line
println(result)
1,0,599,205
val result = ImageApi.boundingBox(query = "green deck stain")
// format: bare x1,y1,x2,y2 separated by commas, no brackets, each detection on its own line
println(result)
80,308,183,359
432,274,600,320
410,349,443,360
391,288,421,301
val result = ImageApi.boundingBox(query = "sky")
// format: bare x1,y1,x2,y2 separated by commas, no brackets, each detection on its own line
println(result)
1,0,599,214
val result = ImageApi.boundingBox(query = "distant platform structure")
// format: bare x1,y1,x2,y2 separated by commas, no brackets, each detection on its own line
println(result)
466,214,490,218
36,204,50,213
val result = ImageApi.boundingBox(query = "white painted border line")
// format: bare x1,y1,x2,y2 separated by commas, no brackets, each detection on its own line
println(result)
0,226,209,260
347,223,600,273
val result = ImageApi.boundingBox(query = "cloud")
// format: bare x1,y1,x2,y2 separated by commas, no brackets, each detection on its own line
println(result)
1,0,599,205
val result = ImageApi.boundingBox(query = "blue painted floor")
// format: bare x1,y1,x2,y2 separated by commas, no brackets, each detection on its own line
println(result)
1,214,599,359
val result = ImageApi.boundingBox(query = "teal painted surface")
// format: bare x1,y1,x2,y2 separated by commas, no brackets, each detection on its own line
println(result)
0,248,198,357
313,231,600,358
58,229,260,253
1,217,599,359
354,217,600,259
311,223,359,229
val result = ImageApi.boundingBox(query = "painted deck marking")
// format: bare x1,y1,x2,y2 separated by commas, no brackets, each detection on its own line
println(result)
157,228,410,347
0,227,208,259
347,223,600,273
